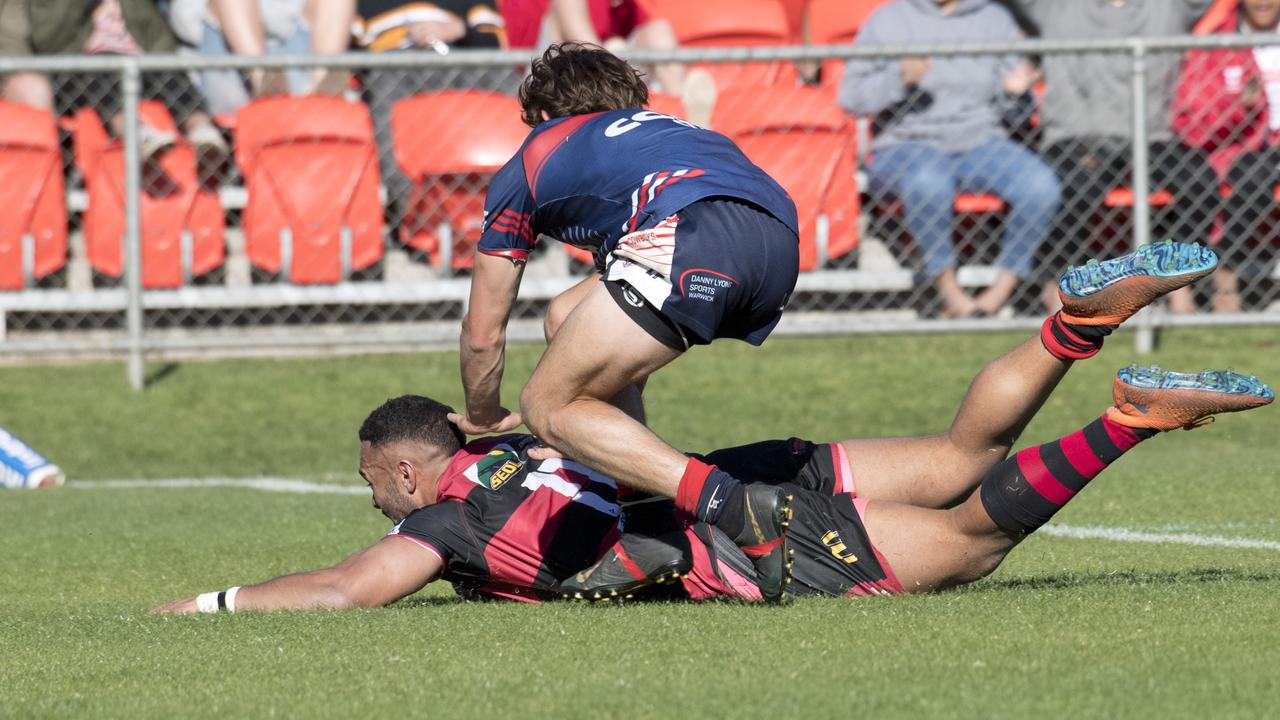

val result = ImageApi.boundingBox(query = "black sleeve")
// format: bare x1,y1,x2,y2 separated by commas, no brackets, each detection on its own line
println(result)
386,502,475,568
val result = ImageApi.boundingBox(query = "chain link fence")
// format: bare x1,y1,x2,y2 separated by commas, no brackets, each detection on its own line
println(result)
0,39,1277,388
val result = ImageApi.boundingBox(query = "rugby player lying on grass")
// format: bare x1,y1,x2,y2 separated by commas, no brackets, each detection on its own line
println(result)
152,241,1274,613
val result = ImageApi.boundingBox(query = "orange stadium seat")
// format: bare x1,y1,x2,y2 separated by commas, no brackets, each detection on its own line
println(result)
72,102,224,288
0,101,67,290
235,96,383,284
391,91,530,270
807,0,886,45
645,91,687,119
644,0,797,89
809,0,892,95
713,86,858,270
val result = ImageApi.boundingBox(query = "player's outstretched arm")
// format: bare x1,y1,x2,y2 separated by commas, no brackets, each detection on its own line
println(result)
149,537,443,614
454,253,526,435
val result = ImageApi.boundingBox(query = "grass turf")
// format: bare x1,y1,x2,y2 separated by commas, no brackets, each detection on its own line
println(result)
1,328,1277,718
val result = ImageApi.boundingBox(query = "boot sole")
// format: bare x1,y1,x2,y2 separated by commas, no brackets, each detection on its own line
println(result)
1059,240,1217,326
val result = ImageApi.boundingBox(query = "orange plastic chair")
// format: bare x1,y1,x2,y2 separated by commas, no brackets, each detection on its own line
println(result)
234,96,384,284
807,0,887,45
391,91,530,270
645,91,687,119
0,101,67,290
72,102,224,288
810,0,892,96
713,86,859,270
645,0,797,90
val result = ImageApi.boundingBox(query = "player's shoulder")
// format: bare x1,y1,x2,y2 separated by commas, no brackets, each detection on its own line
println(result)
436,433,540,499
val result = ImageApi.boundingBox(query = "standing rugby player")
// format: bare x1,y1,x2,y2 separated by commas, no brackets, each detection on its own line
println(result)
451,43,801,598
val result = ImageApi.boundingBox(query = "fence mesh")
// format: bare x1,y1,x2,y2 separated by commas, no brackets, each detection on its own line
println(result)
0,42,1276,361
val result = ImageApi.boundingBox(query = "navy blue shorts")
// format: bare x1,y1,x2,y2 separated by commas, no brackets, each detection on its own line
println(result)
603,197,799,347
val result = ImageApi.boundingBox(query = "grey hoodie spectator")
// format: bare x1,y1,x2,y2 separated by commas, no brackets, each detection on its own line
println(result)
840,0,1060,317
1011,0,1218,311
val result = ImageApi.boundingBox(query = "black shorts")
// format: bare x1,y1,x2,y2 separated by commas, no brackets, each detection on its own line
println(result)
680,439,905,599
603,197,799,348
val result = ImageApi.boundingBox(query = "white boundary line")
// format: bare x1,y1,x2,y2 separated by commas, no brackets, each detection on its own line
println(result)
1037,524,1280,552
68,477,1280,552
72,478,368,495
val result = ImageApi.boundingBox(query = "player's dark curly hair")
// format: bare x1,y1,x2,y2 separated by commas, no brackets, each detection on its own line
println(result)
519,42,649,127
359,395,465,454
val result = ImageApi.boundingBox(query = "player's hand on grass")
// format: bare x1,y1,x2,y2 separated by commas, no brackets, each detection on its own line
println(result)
447,409,524,436
149,597,198,615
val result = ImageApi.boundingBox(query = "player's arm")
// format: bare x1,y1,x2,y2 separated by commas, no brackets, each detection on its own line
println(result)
149,536,442,614
452,159,536,435
453,252,526,434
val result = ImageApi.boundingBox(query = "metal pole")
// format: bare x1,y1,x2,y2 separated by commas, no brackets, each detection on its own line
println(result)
1130,41,1156,354
123,61,145,389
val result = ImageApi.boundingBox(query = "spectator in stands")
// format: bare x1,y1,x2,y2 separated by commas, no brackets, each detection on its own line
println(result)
0,1,53,111
502,0,714,125
839,0,1061,318
166,0,357,116
1012,0,1218,312
27,0,228,169
1171,0,1278,312
352,0,507,232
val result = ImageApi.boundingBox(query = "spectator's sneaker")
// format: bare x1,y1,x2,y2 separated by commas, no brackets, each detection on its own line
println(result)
1058,239,1218,326
1108,365,1274,431
725,484,794,603
186,121,228,167
137,123,177,164
560,533,691,602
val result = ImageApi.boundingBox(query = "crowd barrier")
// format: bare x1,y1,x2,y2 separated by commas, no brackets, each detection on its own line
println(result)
0,38,1276,388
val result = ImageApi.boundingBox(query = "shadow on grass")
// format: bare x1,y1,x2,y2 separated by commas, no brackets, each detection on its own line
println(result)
974,567,1280,593
144,362,181,388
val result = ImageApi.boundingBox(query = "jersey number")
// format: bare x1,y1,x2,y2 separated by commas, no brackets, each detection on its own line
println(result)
604,111,699,138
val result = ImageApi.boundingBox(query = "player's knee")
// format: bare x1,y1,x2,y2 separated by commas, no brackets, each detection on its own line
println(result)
520,383,556,440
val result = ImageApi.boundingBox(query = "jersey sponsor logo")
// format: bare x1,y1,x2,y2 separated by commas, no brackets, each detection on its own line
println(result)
678,268,737,302
463,446,525,491
821,530,859,565
604,110,699,138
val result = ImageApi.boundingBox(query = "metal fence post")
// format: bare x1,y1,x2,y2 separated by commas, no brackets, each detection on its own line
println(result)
122,60,145,390
1130,40,1157,354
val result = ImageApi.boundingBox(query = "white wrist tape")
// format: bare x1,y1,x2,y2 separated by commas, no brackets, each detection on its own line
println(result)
225,586,241,613
195,591,220,614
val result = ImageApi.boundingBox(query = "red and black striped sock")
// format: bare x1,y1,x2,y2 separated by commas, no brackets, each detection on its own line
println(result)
980,414,1159,534
1040,312,1117,361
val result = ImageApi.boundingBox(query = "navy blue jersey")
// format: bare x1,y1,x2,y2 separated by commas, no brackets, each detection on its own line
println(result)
478,109,799,263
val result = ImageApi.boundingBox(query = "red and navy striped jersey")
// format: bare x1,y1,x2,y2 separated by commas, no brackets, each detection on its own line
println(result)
387,434,622,602
478,109,799,264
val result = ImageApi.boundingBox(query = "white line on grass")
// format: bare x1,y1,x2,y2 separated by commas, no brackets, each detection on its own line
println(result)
70,478,1280,552
1038,524,1280,552
72,478,368,495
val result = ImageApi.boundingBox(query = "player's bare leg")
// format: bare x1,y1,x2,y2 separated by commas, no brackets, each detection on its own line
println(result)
845,239,1220,509
522,283,794,601
843,334,1071,509
544,273,646,423
862,366,1273,593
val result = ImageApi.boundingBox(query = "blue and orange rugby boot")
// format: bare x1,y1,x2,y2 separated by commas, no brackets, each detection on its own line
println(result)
1058,239,1219,326
1109,365,1274,431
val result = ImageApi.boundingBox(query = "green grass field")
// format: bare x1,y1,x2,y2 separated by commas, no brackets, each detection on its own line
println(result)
2,328,1278,718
